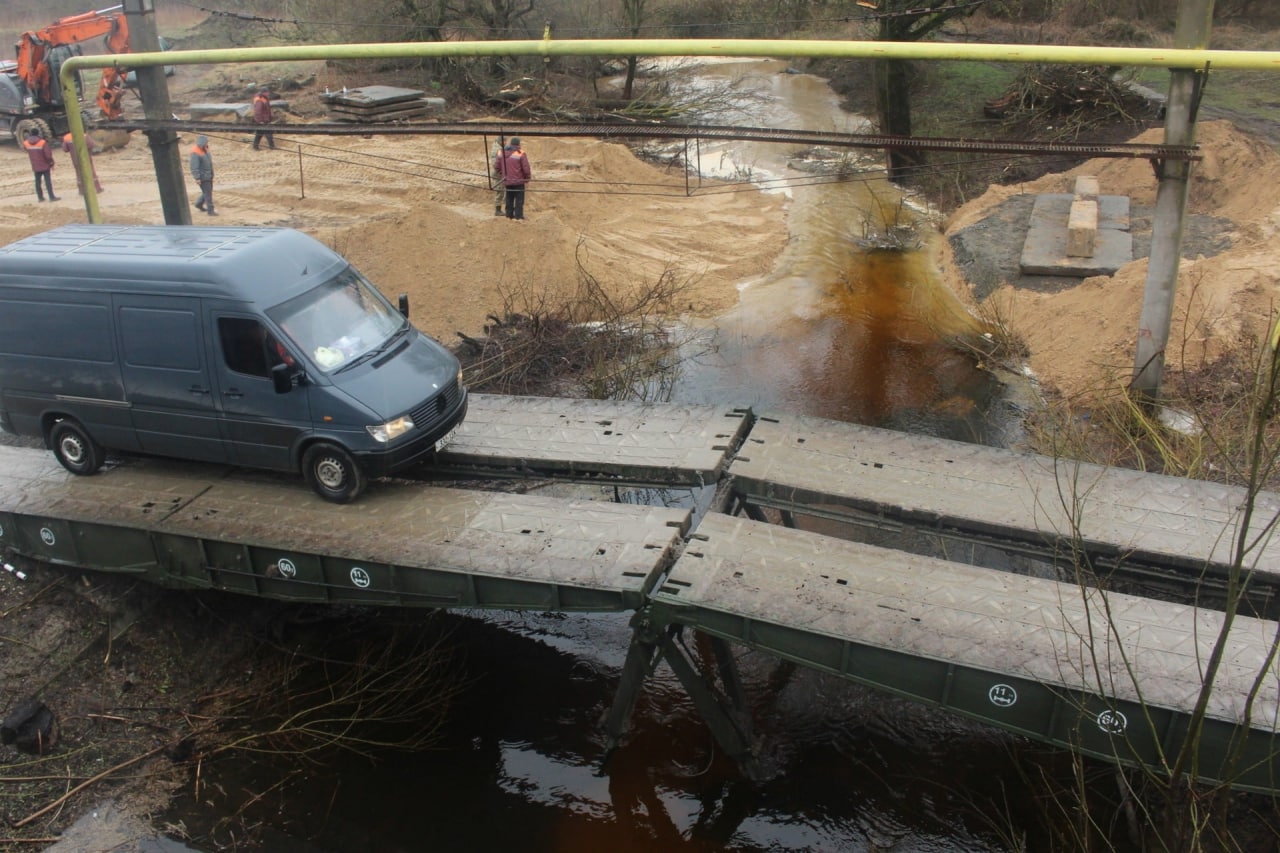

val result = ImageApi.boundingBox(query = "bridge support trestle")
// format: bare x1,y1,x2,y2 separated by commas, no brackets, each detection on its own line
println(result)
603,609,761,780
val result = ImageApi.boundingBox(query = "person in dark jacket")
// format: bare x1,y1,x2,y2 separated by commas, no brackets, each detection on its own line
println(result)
190,135,216,215
252,89,275,150
22,129,58,202
493,136,532,220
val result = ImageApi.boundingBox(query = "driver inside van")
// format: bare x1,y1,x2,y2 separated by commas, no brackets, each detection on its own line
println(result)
220,317,295,377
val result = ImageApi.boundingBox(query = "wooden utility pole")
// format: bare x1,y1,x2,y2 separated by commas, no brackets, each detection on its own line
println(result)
122,0,190,225
1131,0,1215,399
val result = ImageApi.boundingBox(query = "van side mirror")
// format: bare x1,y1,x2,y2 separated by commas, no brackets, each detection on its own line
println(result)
398,294,409,317
271,363,296,394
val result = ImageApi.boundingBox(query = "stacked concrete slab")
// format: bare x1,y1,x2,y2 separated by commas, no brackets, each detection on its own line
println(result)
323,86,445,122
1020,174,1133,277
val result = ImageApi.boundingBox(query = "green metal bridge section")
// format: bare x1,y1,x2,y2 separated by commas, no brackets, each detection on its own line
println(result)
634,512,1280,793
730,413,1280,617
1,395,1278,792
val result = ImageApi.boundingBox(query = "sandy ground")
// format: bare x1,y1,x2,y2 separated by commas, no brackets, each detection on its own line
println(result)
0,121,786,347
943,120,1280,402
3,115,1273,407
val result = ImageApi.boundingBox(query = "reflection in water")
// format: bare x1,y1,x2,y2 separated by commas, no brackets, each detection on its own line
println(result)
171,612,1024,851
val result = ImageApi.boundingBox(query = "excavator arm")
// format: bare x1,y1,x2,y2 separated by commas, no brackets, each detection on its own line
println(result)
15,5,131,119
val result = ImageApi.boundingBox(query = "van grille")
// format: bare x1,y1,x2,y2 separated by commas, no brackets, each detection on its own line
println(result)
411,378,462,434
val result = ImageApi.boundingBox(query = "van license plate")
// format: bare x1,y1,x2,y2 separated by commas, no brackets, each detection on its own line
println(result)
435,424,460,451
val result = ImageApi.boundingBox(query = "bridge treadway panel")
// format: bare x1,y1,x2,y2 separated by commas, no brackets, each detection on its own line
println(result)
438,395,749,485
659,513,1280,730
730,414,1280,575
0,446,686,599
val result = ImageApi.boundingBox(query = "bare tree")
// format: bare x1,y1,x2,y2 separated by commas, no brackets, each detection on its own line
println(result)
451,0,539,37
620,0,647,100
871,0,986,182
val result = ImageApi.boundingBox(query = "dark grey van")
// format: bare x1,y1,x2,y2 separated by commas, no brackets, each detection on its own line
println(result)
0,225,467,502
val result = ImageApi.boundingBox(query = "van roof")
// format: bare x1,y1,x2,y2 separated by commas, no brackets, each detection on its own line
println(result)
0,225,348,305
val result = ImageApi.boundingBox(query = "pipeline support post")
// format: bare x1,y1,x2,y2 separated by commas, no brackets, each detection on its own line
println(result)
123,0,190,225
1131,0,1215,399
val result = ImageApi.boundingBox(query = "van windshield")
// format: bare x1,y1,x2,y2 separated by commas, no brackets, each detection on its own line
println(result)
266,267,404,373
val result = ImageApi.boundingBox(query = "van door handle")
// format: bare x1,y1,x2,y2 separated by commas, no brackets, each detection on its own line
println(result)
189,385,211,396
223,388,245,399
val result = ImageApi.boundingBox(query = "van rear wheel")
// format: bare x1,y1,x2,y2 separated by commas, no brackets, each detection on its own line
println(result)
302,442,367,503
50,420,104,476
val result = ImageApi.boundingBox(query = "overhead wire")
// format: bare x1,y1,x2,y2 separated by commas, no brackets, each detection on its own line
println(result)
157,3,1142,204
206,125,1122,207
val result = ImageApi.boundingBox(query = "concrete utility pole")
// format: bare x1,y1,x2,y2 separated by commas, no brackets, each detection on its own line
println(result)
1131,0,1215,399
123,0,190,225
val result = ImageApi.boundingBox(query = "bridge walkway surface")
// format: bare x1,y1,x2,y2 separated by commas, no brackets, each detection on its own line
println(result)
0,396,1277,791
730,413,1280,617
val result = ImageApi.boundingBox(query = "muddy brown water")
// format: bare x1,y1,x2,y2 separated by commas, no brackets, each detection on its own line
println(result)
157,62,1059,851
670,60,1000,441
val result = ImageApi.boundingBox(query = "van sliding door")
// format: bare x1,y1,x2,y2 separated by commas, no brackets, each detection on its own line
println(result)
115,295,230,464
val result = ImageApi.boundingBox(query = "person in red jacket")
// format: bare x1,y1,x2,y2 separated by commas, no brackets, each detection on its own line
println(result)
22,129,58,202
252,89,275,151
493,136,532,220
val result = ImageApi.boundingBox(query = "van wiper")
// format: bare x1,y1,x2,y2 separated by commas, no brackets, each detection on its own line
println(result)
334,321,409,374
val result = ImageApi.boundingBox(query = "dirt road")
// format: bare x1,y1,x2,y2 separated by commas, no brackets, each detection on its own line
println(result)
0,118,787,347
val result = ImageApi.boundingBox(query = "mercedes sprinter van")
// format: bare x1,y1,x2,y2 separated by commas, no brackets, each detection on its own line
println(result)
0,225,467,502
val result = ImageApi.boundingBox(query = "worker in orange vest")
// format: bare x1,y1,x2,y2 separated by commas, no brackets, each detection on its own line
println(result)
22,129,58,202
189,135,216,215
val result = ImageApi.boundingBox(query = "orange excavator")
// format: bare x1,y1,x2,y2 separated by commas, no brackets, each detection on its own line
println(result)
2,5,131,141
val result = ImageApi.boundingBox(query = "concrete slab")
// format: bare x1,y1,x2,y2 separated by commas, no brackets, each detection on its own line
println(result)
1074,175,1099,200
188,99,288,120
1066,197,1098,257
1020,193,1132,277
189,102,251,119
323,86,424,106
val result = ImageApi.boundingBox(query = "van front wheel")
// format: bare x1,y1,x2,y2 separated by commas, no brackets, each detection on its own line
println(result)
50,420,104,476
302,443,367,503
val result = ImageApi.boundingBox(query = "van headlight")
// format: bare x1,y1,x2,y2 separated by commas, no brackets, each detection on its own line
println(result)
367,415,414,443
